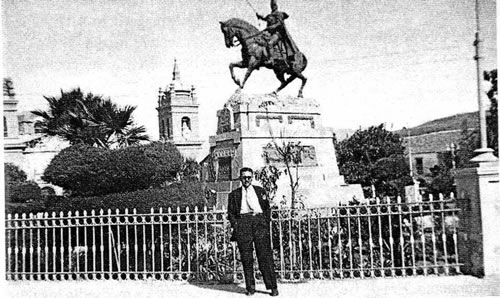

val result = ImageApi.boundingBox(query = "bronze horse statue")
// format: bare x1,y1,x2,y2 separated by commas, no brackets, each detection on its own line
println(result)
220,18,308,98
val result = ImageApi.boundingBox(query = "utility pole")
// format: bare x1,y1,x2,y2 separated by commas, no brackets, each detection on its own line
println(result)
472,0,497,161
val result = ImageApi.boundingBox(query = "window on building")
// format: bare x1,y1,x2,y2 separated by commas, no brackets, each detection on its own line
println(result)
415,157,424,175
166,118,171,138
4,117,7,137
161,120,165,138
34,121,44,134
181,116,191,130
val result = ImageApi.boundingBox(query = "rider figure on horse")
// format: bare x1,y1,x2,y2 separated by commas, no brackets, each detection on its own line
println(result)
256,0,299,66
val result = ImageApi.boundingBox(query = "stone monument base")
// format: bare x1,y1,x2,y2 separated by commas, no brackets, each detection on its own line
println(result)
203,90,363,209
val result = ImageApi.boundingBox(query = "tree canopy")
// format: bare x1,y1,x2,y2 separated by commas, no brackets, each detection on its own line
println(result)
335,124,412,197
32,88,149,148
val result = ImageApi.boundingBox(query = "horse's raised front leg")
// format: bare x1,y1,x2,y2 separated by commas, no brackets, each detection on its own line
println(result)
239,57,258,89
229,61,246,88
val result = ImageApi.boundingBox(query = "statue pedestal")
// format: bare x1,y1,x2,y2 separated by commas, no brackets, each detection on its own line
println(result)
204,91,363,208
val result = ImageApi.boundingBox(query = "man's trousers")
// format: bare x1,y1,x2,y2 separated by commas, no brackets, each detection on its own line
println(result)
235,214,277,291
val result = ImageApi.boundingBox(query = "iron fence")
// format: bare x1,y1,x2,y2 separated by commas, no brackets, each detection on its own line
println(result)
5,194,461,281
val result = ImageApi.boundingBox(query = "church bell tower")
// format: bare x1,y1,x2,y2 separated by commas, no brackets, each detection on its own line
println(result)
157,59,203,160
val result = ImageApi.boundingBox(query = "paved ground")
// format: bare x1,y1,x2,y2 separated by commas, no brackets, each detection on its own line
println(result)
4,275,500,298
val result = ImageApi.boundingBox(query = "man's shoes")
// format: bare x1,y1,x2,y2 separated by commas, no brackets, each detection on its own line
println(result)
270,289,279,296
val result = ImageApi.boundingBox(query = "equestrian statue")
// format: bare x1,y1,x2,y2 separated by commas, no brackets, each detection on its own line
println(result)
220,0,308,98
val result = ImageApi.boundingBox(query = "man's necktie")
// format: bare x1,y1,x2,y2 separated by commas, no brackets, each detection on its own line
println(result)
245,188,253,212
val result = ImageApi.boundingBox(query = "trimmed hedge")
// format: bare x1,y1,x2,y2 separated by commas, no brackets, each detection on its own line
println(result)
43,142,184,197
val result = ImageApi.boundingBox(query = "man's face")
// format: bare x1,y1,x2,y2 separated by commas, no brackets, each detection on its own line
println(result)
240,171,253,188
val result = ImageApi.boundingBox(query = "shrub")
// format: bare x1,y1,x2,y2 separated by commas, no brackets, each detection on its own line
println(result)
4,163,27,183
6,181,42,203
43,142,184,197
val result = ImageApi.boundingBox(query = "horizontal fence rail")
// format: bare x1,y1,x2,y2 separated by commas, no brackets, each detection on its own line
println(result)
6,195,461,282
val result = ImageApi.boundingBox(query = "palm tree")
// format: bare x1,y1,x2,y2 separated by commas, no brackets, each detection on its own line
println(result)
32,88,149,148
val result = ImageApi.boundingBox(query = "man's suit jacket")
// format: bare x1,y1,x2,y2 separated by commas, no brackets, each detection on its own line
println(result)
227,185,271,241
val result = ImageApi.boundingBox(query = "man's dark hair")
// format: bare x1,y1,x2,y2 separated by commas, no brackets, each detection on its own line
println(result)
239,167,254,176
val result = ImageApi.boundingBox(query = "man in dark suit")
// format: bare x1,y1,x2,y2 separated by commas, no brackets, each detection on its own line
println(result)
228,167,278,296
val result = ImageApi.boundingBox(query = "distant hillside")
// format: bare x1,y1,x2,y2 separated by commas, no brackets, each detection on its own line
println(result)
393,112,479,136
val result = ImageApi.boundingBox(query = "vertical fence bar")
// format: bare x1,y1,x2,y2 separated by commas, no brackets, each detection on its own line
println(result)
356,207,363,277
386,198,395,277
367,204,374,278
75,211,80,276
397,196,406,277
83,211,88,277
337,205,343,278
99,209,104,275
177,206,182,277
150,208,155,275
204,206,208,279
168,207,173,276
44,213,49,279
419,201,427,276
91,210,96,276
347,207,354,278
142,213,147,274
451,194,461,273
6,215,11,279
195,206,200,279
186,207,191,278
36,214,41,278
125,209,130,278
408,203,417,276
212,206,219,279
67,211,72,275
29,213,34,279
107,209,112,276
14,214,19,280
116,209,121,275
59,212,65,277
307,210,313,278
442,194,450,275
376,198,384,276
317,211,322,277
278,209,284,278
51,212,56,276
159,208,164,277
429,195,438,274
21,213,27,279
288,210,293,275
298,211,303,278
133,209,138,274
327,210,333,278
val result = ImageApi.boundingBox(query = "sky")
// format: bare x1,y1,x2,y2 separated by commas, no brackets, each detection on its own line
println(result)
2,0,497,141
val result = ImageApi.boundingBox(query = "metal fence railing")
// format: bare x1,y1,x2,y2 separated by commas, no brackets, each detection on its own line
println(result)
5,194,461,281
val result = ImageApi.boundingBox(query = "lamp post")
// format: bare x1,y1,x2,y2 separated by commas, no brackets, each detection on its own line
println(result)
472,0,497,162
